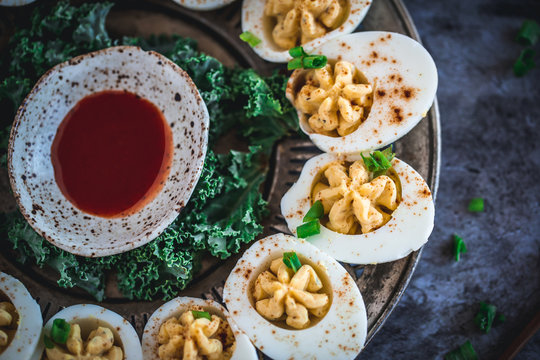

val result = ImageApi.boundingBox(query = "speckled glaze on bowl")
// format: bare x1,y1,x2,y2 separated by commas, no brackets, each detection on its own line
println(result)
241,0,372,63
142,297,258,360
0,272,42,360
171,0,236,10
0,0,37,7
280,153,435,264
286,31,438,154
8,46,209,257
223,233,367,360
39,304,143,360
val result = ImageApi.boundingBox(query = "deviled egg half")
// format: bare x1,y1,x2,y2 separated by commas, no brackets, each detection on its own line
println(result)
0,272,42,360
142,296,257,360
281,152,434,264
286,31,438,154
242,0,372,62
224,233,367,360
41,304,142,360
171,0,236,11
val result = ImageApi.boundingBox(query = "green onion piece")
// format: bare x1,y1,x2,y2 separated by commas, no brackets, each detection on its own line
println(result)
43,334,55,349
302,55,327,69
296,219,320,238
474,301,497,333
453,234,467,262
361,146,395,175
239,31,261,47
287,57,303,70
513,48,536,77
51,318,71,344
282,252,302,272
191,310,212,321
468,197,484,212
303,200,324,222
516,20,540,46
289,46,307,58
444,340,479,360
495,313,506,326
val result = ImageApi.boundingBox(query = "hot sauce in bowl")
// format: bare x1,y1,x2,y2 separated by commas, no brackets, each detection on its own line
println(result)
51,90,173,218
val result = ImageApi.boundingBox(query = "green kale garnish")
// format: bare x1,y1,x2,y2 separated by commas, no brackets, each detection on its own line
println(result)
0,1,298,301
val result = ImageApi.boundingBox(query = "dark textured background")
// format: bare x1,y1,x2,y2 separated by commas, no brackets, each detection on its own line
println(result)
361,0,540,358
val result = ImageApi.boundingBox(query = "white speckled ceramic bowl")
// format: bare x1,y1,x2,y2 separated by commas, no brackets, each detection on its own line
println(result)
241,0,372,62
0,0,37,6
8,46,209,257
142,297,258,360
280,153,435,264
0,272,42,360
223,233,367,360
171,0,236,10
39,304,143,360
286,31,438,154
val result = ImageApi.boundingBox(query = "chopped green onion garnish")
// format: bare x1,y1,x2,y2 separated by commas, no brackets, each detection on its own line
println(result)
361,146,395,177
287,57,303,70
287,46,327,70
444,340,478,360
43,334,55,349
192,310,212,321
453,234,467,262
495,313,506,326
51,318,71,344
283,252,301,272
303,200,324,222
302,55,327,69
239,31,261,47
516,20,540,46
474,301,497,333
468,198,484,212
513,48,535,77
297,219,320,238
289,46,307,58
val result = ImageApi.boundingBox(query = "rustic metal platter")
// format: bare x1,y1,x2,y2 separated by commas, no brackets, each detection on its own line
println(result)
0,0,440,356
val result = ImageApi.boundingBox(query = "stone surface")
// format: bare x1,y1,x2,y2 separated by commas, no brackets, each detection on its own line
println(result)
360,0,540,358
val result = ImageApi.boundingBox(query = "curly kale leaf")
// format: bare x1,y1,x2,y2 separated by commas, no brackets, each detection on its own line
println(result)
3,212,115,301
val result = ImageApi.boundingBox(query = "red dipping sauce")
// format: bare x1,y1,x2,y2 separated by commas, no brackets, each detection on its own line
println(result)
51,90,173,218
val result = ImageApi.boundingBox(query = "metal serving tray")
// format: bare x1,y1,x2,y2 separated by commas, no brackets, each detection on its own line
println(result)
0,0,440,356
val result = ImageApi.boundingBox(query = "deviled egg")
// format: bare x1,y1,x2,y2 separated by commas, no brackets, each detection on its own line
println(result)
0,272,42,360
142,297,257,360
41,304,142,360
171,0,236,11
281,152,434,264
223,233,367,360
242,0,372,62
286,31,438,154
0,0,37,6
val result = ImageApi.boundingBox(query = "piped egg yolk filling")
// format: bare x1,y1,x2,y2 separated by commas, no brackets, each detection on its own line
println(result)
45,325,123,360
252,257,330,330
0,302,18,354
265,0,347,50
294,61,373,137
312,160,399,234
157,307,236,360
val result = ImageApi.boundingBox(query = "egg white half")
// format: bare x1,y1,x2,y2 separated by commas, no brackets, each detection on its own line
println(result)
142,297,257,360
0,272,42,360
241,0,372,63
286,31,438,154
281,153,435,264
41,304,143,360
223,233,367,360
